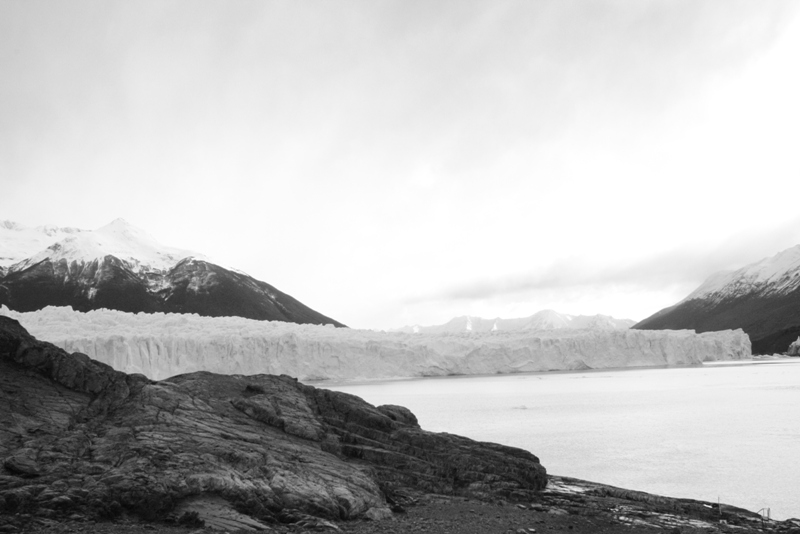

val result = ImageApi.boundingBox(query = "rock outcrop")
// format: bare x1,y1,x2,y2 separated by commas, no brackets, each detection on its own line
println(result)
0,316,546,530
2,306,752,381
788,337,800,356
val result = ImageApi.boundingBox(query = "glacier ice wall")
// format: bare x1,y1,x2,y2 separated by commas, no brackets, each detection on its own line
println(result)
1,306,752,381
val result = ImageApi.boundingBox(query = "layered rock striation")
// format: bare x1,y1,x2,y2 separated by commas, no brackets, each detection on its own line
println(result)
0,316,546,529
2,306,751,381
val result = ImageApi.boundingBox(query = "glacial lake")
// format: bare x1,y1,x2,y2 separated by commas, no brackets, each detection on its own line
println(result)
321,359,800,520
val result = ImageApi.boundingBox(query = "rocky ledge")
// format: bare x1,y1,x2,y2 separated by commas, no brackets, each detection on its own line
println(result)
1,316,798,534
0,315,545,531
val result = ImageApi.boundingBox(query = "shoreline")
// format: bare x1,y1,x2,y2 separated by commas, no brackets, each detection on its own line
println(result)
321,361,800,521
14,475,800,534
311,355,799,388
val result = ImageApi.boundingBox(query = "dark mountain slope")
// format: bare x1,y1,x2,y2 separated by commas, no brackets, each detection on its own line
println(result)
0,219,345,327
634,290,800,355
0,256,344,326
634,246,800,354
0,256,159,313
161,258,343,324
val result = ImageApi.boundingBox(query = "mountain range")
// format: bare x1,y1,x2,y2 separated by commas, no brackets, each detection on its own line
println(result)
634,244,800,354
394,310,635,333
4,218,799,351
0,219,344,327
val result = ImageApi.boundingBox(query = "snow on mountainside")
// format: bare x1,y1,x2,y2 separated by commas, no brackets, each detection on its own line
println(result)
395,310,635,334
0,306,751,381
634,244,800,354
0,220,85,270
4,218,204,274
0,219,345,327
682,244,800,302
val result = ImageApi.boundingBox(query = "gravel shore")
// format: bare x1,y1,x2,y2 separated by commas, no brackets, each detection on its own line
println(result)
14,485,800,534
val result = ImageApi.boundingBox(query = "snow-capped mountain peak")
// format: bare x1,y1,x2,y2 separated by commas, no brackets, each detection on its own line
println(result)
393,310,635,334
7,219,202,274
635,242,800,354
97,218,152,240
0,218,345,327
0,221,86,269
683,244,800,303
525,309,572,329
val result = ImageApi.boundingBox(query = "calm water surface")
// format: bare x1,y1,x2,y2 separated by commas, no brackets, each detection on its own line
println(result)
322,360,800,520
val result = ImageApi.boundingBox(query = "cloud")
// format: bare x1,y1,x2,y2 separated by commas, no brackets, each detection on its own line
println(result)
415,215,800,304
1,1,798,330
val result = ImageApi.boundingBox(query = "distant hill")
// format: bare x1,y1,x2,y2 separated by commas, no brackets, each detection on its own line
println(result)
0,219,345,327
633,244,800,354
394,309,635,334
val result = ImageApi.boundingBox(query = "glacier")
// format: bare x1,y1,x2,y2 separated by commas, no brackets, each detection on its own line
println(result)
0,306,751,382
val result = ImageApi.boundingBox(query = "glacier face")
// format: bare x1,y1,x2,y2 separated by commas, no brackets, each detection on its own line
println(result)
1,306,752,382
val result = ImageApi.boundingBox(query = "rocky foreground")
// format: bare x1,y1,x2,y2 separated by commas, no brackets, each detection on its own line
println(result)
1,316,798,534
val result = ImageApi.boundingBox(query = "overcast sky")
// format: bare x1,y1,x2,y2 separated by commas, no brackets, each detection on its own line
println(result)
1,1,799,329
